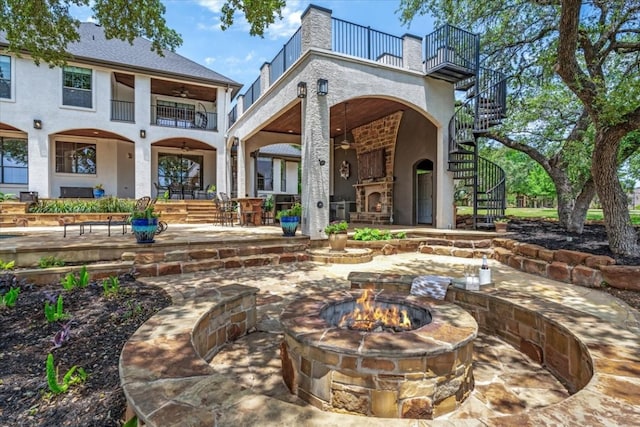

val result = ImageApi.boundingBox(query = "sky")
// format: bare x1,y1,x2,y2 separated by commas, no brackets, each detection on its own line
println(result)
104,0,436,94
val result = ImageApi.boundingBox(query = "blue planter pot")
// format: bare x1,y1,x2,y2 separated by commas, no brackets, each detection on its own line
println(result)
131,218,158,243
279,216,299,237
93,188,105,198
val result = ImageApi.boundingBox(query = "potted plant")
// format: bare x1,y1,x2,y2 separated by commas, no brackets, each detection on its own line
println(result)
130,205,159,243
276,202,301,237
93,184,105,199
494,217,509,233
324,220,349,251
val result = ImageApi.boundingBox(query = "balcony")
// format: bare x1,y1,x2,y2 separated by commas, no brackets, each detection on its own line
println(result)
110,100,135,122
151,104,218,131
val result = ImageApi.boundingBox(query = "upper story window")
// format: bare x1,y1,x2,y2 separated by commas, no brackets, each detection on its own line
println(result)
62,66,92,108
55,141,96,174
0,137,28,184
0,55,11,99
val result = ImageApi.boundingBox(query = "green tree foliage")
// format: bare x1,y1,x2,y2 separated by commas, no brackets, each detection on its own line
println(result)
0,0,182,66
399,0,640,255
220,0,286,37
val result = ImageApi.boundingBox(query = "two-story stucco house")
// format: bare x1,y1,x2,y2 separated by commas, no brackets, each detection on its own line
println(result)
1,5,507,240
0,22,241,200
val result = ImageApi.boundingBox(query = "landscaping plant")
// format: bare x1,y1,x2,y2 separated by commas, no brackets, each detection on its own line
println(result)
1,287,19,309
44,295,69,323
352,227,406,241
38,256,65,269
0,259,15,270
51,322,72,349
102,276,120,297
45,353,87,394
61,266,90,290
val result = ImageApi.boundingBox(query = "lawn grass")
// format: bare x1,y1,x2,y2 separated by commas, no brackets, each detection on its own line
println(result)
457,207,640,225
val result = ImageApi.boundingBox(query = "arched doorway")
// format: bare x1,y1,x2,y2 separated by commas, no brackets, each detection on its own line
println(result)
416,159,433,224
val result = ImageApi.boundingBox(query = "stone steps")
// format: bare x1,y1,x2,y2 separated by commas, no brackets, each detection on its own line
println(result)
13,241,310,284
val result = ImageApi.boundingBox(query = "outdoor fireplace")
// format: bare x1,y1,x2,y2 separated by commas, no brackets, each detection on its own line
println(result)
280,290,478,419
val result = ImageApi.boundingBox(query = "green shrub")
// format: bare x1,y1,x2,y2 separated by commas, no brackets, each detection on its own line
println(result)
61,265,90,290
352,227,406,241
38,256,65,268
28,196,135,214
0,259,15,270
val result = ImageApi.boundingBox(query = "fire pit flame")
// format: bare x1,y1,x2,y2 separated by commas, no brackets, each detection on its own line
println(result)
338,289,412,332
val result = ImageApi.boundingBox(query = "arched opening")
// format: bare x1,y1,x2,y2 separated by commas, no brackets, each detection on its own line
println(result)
416,159,434,224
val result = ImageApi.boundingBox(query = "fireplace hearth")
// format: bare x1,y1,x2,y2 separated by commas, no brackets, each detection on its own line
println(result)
280,290,478,419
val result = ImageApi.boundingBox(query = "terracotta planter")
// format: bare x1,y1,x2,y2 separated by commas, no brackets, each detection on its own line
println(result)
328,233,348,251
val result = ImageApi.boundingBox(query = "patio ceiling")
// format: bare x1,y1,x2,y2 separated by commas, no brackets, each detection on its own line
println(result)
261,98,408,138
55,128,133,142
114,73,218,103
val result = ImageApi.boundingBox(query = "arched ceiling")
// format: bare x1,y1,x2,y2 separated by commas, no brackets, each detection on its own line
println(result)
261,98,409,138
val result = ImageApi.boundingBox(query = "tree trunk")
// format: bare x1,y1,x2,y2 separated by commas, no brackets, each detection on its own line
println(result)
591,130,639,256
547,167,594,233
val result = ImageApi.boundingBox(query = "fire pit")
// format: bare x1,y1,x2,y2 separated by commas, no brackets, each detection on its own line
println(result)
280,290,478,419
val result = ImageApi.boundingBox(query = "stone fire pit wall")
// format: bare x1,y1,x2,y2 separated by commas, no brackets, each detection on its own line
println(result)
280,290,478,419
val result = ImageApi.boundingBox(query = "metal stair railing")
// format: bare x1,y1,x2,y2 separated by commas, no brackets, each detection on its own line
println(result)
448,67,508,228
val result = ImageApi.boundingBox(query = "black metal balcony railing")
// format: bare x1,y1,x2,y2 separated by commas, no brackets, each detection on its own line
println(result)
332,18,403,67
151,105,217,131
242,77,261,112
270,28,302,85
110,100,135,122
228,105,238,128
424,24,478,76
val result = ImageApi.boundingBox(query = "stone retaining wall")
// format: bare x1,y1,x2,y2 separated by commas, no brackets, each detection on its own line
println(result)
119,284,258,426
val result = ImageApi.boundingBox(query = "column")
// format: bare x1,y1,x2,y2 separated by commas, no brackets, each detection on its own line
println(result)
134,75,151,198
300,74,330,239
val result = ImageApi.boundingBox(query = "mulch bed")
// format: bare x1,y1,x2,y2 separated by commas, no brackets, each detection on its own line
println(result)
0,275,171,427
0,219,638,426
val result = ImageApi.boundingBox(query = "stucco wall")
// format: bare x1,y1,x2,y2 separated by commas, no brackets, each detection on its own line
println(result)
0,54,227,198
394,109,438,225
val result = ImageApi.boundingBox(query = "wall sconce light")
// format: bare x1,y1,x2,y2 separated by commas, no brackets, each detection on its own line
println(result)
318,159,326,166
317,79,328,96
233,137,239,146
127,152,133,159
139,129,146,138
297,81,307,98
33,119,42,129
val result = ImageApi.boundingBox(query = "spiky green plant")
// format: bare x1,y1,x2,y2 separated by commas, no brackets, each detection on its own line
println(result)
46,353,87,394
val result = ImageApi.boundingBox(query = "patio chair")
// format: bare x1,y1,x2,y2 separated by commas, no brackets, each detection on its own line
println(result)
153,182,168,198
182,183,195,199
169,183,183,199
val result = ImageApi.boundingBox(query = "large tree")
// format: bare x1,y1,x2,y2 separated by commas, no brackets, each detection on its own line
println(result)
399,0,640,255
0,0,285,66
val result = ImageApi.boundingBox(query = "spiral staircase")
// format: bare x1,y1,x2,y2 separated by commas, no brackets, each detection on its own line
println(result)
425,25,508,228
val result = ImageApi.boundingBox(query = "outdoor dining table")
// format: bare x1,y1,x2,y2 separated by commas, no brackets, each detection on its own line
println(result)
233,197,263,226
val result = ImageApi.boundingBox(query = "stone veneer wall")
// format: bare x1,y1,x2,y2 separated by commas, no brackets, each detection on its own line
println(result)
350,111,403,223
347,273,593,395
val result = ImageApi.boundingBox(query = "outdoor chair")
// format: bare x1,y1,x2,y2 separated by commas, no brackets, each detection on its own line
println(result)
153,182,168,198
169,183,183,199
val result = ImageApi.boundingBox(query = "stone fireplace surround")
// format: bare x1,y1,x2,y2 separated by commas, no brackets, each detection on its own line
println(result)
352,180,394,224
280,290,478,419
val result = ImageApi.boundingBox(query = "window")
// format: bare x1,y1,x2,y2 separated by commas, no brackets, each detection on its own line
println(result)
156,100,195,128
257,157,273,191
1,137,27,184
55,141,96,174
280,160,287,192
157,153,203,187
0,55,11,99
62,66,92,108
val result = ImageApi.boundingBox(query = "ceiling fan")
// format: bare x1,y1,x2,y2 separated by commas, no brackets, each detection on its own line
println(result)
172,86,190,98
336,102,354,150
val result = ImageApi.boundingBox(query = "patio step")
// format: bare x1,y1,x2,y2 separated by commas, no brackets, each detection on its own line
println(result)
132,241,310,278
